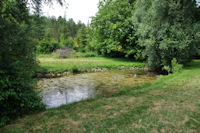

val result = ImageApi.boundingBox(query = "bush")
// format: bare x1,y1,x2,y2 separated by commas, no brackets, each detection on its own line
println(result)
62,39,75,49
171,58,183,73
0,75,45,127
84,52,98,57
69,52,85,58
164,58,183,74
37,41,61,54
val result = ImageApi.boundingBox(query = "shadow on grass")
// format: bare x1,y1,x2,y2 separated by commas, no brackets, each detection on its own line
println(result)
184,60,200,70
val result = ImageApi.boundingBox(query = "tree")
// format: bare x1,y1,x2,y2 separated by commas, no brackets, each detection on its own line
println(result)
0,0,46,126
66,18,78,38
77,26,88,52
32,16,84,43
0,0,65,127
134,0,200,72
91,0,143,59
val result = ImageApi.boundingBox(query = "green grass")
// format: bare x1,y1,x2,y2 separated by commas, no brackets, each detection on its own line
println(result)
37,54,145,72
1,60,200,133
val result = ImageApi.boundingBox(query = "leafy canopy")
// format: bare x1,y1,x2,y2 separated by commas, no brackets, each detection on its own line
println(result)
134,0,200,71
91,0,143,60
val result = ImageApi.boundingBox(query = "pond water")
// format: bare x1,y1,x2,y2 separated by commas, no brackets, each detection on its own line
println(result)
38,70,157,108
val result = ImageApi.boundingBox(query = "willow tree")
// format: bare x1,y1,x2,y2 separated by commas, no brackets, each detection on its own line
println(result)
134,0,200,72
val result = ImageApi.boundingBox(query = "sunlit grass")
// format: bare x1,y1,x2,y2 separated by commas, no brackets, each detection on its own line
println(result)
37,54,145,72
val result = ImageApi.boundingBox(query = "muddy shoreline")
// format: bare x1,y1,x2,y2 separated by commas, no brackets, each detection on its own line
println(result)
35,66,151,78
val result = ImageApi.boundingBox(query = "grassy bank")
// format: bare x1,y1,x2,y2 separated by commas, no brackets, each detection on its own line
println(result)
37,54,145,72
1,60,200,132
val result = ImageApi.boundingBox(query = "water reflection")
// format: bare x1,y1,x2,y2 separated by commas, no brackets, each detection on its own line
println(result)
38,70,157,108
42,86,96,108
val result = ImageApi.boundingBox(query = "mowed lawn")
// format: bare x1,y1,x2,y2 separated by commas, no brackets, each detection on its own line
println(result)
1,60,200,133
37,54,145,72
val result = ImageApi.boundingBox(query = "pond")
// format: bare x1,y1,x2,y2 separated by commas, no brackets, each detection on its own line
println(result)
38,70,157,108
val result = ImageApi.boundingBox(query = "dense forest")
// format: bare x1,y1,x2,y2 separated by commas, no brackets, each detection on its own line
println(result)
33,16,86,53
0,0,200,128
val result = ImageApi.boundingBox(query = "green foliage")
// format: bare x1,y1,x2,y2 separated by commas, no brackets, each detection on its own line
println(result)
77,26,88,52
164,58,183,73
30,16,86,51
171,58,183,73
62,39,75,49
0,0,45,127
134,0,200,71
37,41,61,54
83,52,99,57
163,66,171,74
84,27,97,52
91,0,143,60
31,16,86,43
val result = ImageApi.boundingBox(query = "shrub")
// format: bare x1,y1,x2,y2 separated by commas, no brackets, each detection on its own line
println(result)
84,52,98,57
62,38,75,49
164,58,183,74
69,52,85,58
0,75,45,127
171,58,183,73
37,41,61,54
